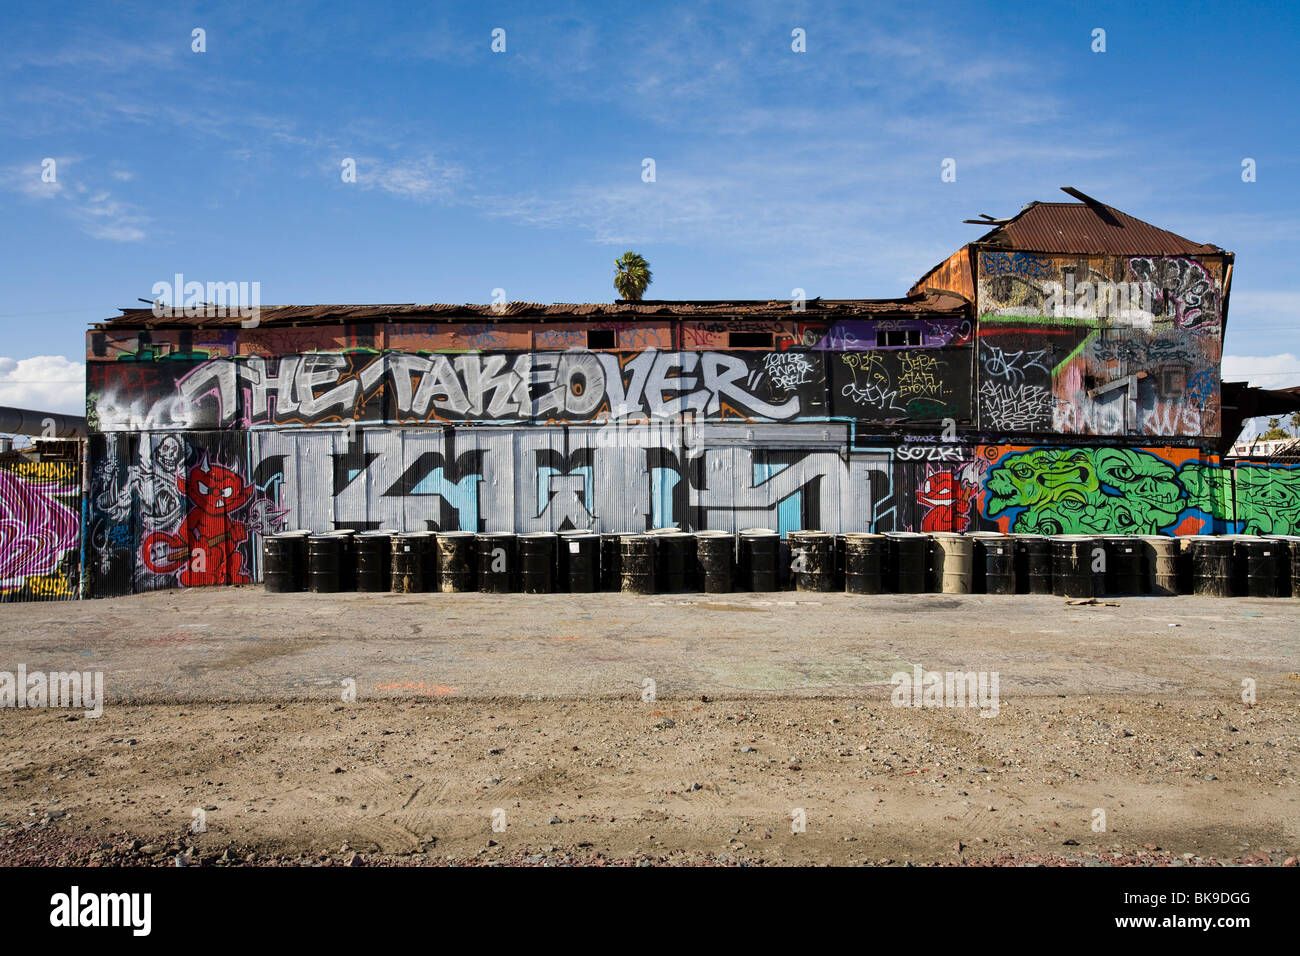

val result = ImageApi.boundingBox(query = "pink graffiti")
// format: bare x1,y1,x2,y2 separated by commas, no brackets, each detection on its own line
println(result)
0,470,80,587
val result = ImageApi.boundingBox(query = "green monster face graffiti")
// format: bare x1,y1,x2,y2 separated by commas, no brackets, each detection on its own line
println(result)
1180,461,1300,535
1093,449,1183,532
987,448,1183,535
986,449,1106,535
986,449,1099,513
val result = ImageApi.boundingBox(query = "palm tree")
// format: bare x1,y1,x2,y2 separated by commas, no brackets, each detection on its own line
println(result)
614,252,652,301
1262,417,1289,440
1291,410,1300,438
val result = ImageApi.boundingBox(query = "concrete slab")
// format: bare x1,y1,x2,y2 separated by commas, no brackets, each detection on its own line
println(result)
0,588,1295,703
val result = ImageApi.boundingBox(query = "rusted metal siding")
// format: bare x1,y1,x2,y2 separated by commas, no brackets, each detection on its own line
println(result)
908,245,976,301
974,202,1223,257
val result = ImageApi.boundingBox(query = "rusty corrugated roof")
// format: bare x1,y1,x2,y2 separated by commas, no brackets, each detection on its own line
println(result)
95,292,969,329
972,199,1225,256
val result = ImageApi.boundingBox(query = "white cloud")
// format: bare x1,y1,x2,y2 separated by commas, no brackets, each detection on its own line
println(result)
3,158,66,199
0,159,148,242
357,155,465,201
1221,353,1300,389
0,356,85,417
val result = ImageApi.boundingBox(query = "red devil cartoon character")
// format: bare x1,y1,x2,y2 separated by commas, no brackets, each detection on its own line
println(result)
142,455,253,586
917,471,974,533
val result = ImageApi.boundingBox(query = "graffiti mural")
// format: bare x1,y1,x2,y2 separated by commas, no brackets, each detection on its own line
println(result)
796,317,972,351
1179,461,1300,535
87,350,843,429
916,458,986,532
87,432,286,597
248,423,893,538
1128,258,1219,333
78,421,1300,596
73,283,1266,598
977,252,1224,439
0,459,81,601
983,447,1185,535
141,456,255,586
829,350,971,423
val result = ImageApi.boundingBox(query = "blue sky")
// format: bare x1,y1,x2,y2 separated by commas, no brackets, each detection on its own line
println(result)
2,0,1298,433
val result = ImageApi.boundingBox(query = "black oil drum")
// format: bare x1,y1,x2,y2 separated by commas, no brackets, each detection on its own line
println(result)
834,534,847,592
844,533,884,594
354,531,391,592
1050,535,1094,598
1013,534,1052,595
280,530,310,591
738,529,779,592
620,535,656,594
694,531,735,594
968,532,1003,594
420,532,439,592
1140,535,1179,597
476,533,517,593
437,531,477,593
327,530,356,592
563,533,600,593
262,534,302,593
306,535,340,593
600,534,622,591
1287,537,1300,598
652,531,695,593
391,532,431,594
1190,536,1233,597
1084,537,1106,597
885,532,927,593
1104,536,1142,596
976,534,1014,595
1264,535,1300,597
519,533,557,594
1234,537,1278,598
788,531,836,592
1176,536,1196,594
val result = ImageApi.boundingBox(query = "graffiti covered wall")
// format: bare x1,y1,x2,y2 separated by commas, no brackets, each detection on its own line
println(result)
87,431,285,596
895,444,1296,537
0,457,82,601
88,348,976,430
977,251,1225,439
81,293,1279,598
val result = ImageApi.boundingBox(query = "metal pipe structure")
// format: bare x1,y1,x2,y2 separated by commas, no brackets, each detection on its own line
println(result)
0,406,87,438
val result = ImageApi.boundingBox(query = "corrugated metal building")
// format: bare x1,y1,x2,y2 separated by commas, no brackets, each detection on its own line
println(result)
77,191,1300,597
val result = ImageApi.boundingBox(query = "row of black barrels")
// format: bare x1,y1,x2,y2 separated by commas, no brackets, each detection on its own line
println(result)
262,530,1300,598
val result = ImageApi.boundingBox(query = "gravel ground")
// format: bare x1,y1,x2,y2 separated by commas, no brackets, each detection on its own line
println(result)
1,694,1295,867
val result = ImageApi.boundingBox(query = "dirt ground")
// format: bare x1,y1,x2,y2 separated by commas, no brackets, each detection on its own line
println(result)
0,588,1296,866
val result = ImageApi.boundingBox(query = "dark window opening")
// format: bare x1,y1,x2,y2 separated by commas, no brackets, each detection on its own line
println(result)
586,329,617,349
875,329,921,347
729,331,774,348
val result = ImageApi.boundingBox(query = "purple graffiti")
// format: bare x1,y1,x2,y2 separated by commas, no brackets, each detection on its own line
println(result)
0,470,80,587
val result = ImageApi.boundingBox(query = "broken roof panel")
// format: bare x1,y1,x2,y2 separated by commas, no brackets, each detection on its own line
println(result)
94,292,970,329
